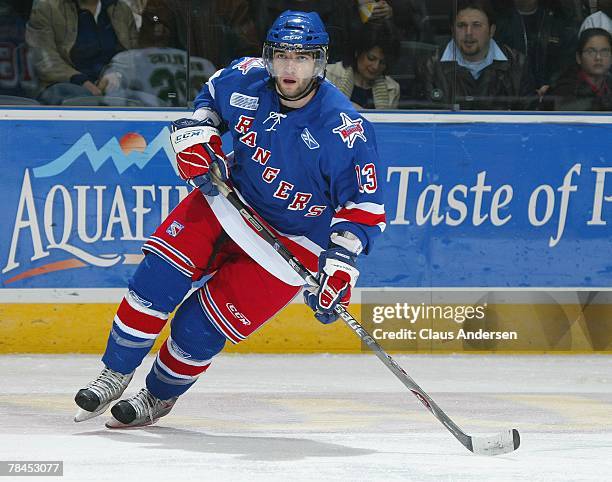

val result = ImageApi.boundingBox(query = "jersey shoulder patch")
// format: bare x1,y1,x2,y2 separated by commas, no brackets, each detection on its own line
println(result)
207,57,268,106
231,57,266,75
306,82,369,149
229,92,260,111
331,112,368,148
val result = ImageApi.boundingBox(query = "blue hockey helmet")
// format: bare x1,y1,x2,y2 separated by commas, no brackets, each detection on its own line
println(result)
263,11,329,81
265,10,329,47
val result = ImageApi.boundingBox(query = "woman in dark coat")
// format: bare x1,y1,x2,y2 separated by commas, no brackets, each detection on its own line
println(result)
547,27,612,111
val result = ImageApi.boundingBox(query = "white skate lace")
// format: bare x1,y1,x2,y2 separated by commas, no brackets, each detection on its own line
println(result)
129,388,161,423
85,368,130,402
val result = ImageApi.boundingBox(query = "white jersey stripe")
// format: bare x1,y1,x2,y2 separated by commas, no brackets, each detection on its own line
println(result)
203,285,245,341
279,232,324,257
148,236,196,267
166,336,212,367
205,68,223,100
113,315,158,340
197,290,244,344
156,357,199,380
340,201,385,214
124,290,169,320
330,217,387,232
142,245,193,277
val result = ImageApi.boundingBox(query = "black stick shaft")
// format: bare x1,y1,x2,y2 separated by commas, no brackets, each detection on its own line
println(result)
205,174,477,451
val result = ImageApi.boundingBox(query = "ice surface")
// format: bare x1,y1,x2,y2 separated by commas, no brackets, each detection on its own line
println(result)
0,354,610,481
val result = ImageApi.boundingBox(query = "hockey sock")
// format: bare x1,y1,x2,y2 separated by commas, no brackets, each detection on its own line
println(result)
146,290,226,400
102,254,193,374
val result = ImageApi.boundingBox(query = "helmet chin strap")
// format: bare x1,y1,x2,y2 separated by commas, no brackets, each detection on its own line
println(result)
274,78,319,103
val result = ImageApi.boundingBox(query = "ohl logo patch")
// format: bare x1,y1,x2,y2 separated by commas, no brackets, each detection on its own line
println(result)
166,220,184,237
332,112,367,148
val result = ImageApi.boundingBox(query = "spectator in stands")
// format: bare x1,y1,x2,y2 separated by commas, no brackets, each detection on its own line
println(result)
546,28,612,110
549,0,591,23
108,23,217,107
402,0,456,46
567,0,592,21
326,21,400,109
579,0,612,34
494,0,580,96
140,0,259,69
355,0,430,43
416,0,535,110
0,0,37,101
356,0,394,24
251,1,358,63
26,0,138,105
122,0,146,28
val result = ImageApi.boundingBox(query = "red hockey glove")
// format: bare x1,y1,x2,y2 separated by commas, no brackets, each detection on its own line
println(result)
170,118,229,196
304,245,360,324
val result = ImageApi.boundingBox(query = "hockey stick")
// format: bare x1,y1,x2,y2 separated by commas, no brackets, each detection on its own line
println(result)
205,167,520,456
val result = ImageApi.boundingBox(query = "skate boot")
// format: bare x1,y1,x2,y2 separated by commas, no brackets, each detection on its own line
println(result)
106,388,177,428
74,367,134,422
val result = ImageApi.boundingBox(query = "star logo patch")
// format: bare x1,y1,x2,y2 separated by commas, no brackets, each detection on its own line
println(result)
332,112,367,148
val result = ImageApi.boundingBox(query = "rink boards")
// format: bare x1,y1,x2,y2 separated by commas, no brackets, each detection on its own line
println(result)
1,109,612,353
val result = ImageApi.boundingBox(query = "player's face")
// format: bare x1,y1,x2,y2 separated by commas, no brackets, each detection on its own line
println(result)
356,46,387,82
273,50,316,99
453,8,495,62
577,35,612,79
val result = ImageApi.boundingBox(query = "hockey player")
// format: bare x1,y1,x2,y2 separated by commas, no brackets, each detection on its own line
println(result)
74,10,386,428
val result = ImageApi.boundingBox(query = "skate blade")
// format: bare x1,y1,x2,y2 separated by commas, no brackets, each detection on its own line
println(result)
105,417,158,429
74,403,111,423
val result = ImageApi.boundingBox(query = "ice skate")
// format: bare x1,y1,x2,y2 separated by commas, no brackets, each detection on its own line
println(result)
105,388,177,428
74,367,134,422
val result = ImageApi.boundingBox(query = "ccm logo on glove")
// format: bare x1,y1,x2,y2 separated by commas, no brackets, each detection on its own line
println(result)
174,129,207,142
170,118,230,196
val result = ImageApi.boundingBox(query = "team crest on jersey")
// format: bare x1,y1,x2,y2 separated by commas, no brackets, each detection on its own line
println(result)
301,128,320,149
332,112,367,148
230,92,259,110
233,57,265,75
166,220,184,237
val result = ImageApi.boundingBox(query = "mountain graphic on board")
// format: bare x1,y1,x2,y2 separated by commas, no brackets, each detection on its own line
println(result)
33,128,176,178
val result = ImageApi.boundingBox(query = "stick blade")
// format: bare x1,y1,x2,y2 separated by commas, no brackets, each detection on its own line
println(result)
470,429,520,456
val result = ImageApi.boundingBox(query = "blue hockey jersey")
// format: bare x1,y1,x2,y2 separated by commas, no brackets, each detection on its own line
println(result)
193,57,386,262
